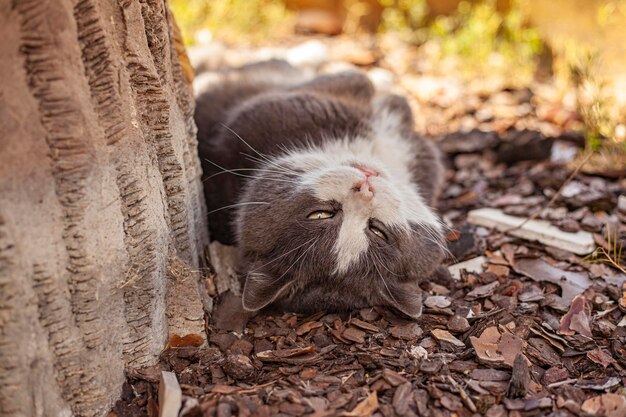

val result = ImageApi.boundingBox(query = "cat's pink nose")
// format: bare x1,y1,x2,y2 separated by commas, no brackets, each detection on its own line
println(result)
355,166,378,177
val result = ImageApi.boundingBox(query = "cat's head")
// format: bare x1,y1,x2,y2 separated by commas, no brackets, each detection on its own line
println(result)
233,90,447,319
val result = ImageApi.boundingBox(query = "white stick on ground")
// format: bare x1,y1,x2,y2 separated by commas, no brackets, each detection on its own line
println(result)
448,256,487,280
467,208,595,255
159,371,182,417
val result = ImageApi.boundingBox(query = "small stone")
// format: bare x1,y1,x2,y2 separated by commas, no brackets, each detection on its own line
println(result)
448,315,470,333
222,354,255,381
424,295,452,309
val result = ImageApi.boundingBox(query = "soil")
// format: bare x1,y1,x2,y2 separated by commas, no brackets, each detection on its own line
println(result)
112,34,626,417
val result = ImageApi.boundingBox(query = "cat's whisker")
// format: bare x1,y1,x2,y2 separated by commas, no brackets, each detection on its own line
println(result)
207,201,270,215
371,256,398,304
240,152,298,175
251,237,317,272
372,252,402,277
204,167,292,181
221,123,276,166
422,224,453,260
266,238,318,286
204,158,299,184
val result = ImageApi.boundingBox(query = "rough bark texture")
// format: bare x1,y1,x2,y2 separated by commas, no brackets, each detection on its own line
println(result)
0,1,208,416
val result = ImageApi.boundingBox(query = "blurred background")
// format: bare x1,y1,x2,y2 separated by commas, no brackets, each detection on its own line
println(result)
170,0,626,172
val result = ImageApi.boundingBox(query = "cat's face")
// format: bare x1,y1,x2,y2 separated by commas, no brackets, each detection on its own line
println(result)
235,142,446,318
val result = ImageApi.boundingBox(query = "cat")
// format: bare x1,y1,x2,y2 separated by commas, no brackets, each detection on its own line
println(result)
195,59,447,318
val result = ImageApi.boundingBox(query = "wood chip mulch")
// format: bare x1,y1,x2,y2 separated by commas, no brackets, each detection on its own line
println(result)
113,37,626,417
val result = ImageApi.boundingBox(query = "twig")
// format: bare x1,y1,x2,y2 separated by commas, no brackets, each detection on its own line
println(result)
447,375,477,413
506,151,593,233
546,378,577,389
237,379,280,394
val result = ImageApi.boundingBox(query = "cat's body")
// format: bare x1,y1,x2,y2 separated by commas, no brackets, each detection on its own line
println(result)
196,60,447,318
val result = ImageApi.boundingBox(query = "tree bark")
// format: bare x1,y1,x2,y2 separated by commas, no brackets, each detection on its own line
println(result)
0,1,208,416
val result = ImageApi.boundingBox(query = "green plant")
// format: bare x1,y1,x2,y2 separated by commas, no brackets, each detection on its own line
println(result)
585,226,625,274
429,1,543,81
169,0,292,45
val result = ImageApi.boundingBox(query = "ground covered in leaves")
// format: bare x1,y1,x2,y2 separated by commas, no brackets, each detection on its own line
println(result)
114,35,626,417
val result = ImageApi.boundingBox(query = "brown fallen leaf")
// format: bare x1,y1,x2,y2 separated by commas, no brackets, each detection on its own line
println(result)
389,323,423,340
167,333,204,348
270,345,316,358
382,368,409,386
341,391,379,417
296,321,323,336
581,393,626,417
498,332,526,368
431,329,465,348
342,327,366,344
470,327,504,366
586,348,617,368
256,346,321,365
487,264,510,277
392,382,412,415
211,384,240,394
466,281,499,300
470,368,511,381
559,294,592,337
514,258,593,304
350,318,381,333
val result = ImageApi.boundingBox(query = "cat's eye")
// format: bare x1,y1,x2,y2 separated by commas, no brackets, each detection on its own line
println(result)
369,226,387,240
307,210,334,220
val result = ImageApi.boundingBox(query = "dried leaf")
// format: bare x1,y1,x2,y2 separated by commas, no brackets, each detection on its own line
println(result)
392,382,412,415
560,295,592,337
342,327,366,343
296,321,323,336
167,333,205,348
587,348,617,368
470,327,504,365
350,318,381,333
382,368,409,386
340,391,378,417
389,323,423,340
498,332,526,368
466,281,499,300
581,393,626,417
431,329,465,348
514,258,593,304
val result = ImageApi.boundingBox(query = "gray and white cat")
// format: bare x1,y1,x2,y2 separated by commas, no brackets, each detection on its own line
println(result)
196,60,447,318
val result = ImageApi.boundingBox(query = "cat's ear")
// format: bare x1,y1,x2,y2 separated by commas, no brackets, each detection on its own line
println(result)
372,94,414,138
242,270,291,312
381,280,424,319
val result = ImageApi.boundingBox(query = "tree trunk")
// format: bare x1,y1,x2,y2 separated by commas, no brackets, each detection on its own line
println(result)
0,1,208,416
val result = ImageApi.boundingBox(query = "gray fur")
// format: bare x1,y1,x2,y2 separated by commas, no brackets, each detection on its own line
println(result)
196,61,446,318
